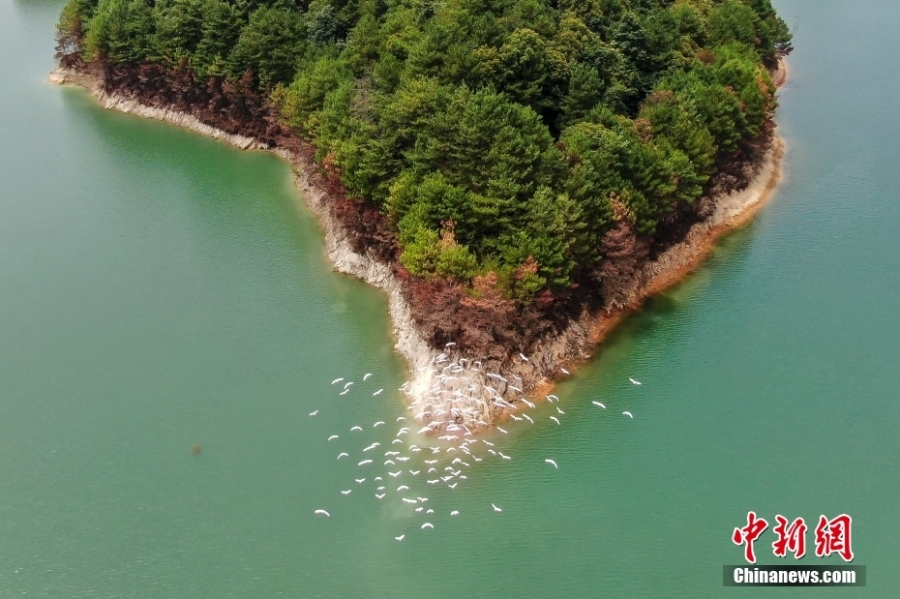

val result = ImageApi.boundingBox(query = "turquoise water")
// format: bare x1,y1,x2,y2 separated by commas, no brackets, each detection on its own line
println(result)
2,0,898,596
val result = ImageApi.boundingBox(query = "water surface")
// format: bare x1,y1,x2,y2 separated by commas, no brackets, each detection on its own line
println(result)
1,0,898,596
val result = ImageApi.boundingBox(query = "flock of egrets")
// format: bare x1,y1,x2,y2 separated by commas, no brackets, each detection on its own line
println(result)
312,350,642,541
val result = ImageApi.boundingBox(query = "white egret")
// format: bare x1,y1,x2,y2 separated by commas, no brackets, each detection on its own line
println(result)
337,453,349,459
331,378,344,385
491,503,502,512
309,410,319,416
344,381,354,389
395,534,405,541
376,493,385,499
351,426,363,432
314,509,330,517
623,411,634,419
355,478,366,484
421,523,434,530
497,427,508,434
523,414,534,424
358,459,373,466
363,373,372,381
561,368,570,375
556,406,565,415
341,489,351,496
373,421,385,427
519,353,530,362
373,389,383,396
328,435,339,441
592,401,606,409
545,459,558,469
550,416,561,425
388,471,402,478
629,378,642,386
450,511,460,516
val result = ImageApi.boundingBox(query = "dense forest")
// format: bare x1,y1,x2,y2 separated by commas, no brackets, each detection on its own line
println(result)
57,0,791,305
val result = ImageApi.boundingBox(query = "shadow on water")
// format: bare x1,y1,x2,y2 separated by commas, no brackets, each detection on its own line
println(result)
608,217,761,343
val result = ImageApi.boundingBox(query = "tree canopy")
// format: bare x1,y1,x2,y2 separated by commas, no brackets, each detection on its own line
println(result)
60,0,791,300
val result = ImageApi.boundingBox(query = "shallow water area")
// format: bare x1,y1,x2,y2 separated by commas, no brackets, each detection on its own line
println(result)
2,0,900,597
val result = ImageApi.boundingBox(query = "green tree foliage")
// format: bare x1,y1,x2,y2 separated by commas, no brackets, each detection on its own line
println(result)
63,0,790,300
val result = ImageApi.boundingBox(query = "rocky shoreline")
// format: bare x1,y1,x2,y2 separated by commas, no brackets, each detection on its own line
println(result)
49,60,786,435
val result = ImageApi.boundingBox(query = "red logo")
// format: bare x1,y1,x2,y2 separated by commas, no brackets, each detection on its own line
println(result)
734,512,854,563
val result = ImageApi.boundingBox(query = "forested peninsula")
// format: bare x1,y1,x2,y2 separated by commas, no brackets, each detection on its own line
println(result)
53,0,791,431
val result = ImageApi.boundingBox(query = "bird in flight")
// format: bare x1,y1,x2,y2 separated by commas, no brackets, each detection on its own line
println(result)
545,459,558,469
491,503,502,512
623,411,634,419
314,509,330,517
309,410,318,416
629,378,642,385
592,401,606,409
394,534,405,541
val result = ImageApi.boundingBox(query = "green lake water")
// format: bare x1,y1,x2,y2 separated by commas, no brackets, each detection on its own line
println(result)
2,0,899,596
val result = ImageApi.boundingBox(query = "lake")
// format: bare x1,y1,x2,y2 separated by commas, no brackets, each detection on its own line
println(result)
1,0,898,596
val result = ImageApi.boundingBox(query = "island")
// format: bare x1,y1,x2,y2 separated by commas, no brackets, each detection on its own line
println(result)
51,0,792,433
